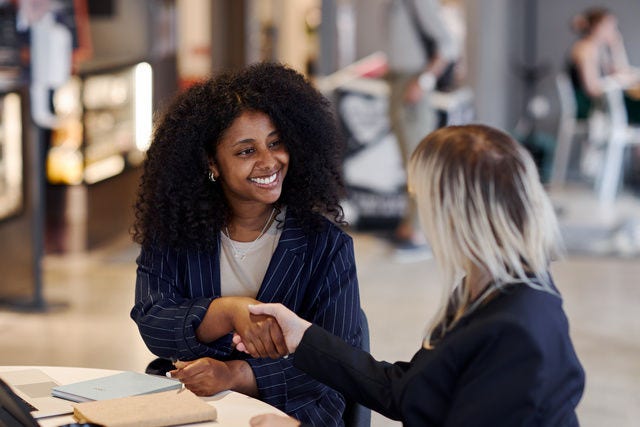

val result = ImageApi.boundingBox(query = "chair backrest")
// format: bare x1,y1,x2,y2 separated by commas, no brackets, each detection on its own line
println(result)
551,73,582,186
601,80,629,134
342,308,371,427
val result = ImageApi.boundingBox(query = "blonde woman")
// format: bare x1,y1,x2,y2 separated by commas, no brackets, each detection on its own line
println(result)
237,125,585,427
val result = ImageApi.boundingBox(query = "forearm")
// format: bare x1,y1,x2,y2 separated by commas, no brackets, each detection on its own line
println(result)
294,325,405,421
196,296,259,343
424,52,449,78
195,297,235,342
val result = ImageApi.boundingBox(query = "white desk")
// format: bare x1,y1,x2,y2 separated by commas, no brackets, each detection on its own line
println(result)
0,366,286,426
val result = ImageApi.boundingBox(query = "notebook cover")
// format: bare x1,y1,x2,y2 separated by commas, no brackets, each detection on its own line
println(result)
73,389,217,427
51,371,182,403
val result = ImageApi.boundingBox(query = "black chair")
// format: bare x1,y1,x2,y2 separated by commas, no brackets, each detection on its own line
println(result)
145,357,174,377
145,308,372,427
0,378,39,427
342,307,371,427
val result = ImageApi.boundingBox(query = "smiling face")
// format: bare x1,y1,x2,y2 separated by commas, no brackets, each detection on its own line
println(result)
210,110,289,212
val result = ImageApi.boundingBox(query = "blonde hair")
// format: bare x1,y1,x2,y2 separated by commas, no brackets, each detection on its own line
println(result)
408,125,562,343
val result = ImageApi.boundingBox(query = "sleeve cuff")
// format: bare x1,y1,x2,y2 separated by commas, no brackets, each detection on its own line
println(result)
176,297,234,359
246,357,289,409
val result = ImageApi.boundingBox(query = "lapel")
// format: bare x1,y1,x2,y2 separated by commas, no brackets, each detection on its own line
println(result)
256,210,309,303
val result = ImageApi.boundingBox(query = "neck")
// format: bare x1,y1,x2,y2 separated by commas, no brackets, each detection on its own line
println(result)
227,204,275,242
464,262,492,301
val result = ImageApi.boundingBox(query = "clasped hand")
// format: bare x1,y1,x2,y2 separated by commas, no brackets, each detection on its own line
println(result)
233,303,312,359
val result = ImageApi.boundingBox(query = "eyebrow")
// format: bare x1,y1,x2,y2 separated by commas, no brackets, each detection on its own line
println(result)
232,130,279,146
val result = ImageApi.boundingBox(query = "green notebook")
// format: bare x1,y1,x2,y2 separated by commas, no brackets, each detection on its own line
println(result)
51,371,182,403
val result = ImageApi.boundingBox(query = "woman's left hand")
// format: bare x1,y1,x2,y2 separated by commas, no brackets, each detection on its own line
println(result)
169,358,234,396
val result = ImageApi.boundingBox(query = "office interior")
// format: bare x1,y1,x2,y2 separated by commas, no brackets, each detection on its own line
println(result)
0,0,638,426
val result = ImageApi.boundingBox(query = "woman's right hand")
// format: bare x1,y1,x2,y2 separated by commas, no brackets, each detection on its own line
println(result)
228,297,288,359
233,303,311,356
196,296,287,358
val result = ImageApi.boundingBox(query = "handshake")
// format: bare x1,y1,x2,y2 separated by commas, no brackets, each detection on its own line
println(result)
232,304,312,359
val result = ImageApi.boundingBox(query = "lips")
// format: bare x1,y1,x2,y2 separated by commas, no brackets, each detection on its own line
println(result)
249,172,278,185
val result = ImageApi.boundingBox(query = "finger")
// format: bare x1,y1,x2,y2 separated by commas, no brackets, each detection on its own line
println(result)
177,360,207,382
269,321,289,357
250,332,270,359
232,334,250,354
266,317,289,359
232,333,242,345
259,322,281,359
244,340,261,359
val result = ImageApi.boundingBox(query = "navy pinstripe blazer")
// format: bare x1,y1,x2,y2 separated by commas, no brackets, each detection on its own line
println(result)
131,212,362,427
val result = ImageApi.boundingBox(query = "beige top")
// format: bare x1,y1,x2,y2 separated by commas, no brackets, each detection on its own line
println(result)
219,209,285,297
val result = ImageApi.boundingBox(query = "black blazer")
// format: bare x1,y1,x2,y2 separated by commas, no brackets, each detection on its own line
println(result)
294,282,585,426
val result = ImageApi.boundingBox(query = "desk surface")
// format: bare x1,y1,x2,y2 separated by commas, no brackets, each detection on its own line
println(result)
0,365,286,426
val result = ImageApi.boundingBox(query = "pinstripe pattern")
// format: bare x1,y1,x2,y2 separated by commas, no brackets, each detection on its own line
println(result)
131,212,362,426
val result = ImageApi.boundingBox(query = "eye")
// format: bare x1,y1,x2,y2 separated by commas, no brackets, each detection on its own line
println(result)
269,140,282,149
237,147,255,156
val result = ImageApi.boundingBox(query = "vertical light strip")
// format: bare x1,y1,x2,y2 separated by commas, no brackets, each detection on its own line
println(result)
134,62,153,151
4,93,22,190
0,92,23,218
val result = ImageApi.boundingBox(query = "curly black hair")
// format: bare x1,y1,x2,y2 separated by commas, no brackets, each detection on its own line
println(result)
132,62,346,250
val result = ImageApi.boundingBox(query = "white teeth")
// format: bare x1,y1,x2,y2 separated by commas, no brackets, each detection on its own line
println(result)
251,173,277,185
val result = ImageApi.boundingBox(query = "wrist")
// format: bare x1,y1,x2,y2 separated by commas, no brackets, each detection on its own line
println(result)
226,360,258,397
291,321,312,354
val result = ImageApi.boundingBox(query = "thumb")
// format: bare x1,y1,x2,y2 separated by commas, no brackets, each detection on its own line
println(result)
173,360,189,369
248,303,278,317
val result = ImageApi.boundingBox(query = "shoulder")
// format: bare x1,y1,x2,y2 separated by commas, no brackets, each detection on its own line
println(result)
138,240,217,266
309,217,353,253
572,39,597,62
285,211,352,243
284,212,354,266
458,284,570,354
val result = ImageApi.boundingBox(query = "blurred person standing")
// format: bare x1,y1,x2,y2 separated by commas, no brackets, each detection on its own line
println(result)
385,0,459,258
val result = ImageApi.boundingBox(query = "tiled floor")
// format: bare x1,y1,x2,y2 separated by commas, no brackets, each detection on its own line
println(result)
0,186,639,426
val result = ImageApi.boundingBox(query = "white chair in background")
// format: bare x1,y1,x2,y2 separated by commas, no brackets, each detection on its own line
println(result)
551,73,590,187
597,80,640,204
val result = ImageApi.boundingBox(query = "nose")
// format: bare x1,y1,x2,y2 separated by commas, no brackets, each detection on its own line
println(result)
256,146,277,170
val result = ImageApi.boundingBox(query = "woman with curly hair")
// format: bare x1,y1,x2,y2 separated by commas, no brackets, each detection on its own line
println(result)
130,62,362,426
238,125,585,427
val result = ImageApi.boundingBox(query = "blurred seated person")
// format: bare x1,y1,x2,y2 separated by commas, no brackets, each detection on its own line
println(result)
237,125,586,427
568,7,640,123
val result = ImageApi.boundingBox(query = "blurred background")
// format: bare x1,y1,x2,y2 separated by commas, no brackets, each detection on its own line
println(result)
0,0,638,426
